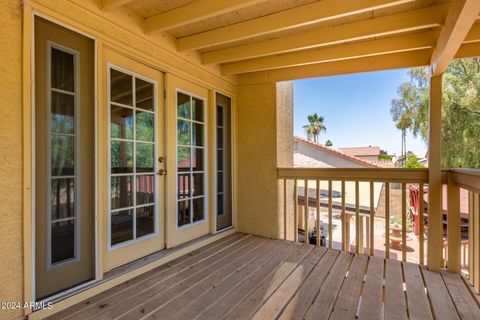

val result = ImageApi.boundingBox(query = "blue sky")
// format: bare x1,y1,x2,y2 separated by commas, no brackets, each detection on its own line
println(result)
293,69,428,157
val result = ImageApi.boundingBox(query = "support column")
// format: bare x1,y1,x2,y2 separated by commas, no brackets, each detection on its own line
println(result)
427,75,443,271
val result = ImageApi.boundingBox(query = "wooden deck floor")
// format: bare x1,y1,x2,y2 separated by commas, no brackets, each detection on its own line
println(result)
48,233,480,320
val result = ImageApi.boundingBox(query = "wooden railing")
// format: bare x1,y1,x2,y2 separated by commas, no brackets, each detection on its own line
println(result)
278,167,480,293
445,169,480,293
278,168,428,262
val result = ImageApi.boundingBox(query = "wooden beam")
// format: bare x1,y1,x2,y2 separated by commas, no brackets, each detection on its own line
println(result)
203,4,449,64
464,21,480,43
101,0,135,11
177,0,415,51
222,31,438,75
430,0,480,75
238,49,432,85
143,0,264,33
456,42,480,58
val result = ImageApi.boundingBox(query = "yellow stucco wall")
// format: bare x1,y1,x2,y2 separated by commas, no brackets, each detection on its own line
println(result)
0,1,24,319
235,82,293,239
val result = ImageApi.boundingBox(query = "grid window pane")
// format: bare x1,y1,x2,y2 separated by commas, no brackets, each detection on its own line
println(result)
136,143,154,173
178,147,191,172
51,178,75,220
217,106,223,127
192,198,204,222
136,175,155,205
217,194,224,216
110,69,132,106
192,148,203,171
177,120,191,146
111,210,133,245
51,134,75,176
217,172,223,193
193,123,204,147
135,78,154,111
111,176,133,210
217,150,223,171
192,98,204,122
192,173,204,197
51,220,75,264
51,48,74,92
217,127,223,149
177,93,190,119
178,200,190,227
177,173,191,199
136,111,154,142
111,141,133,174
136,205,155,238
51,92,75,134
110,105,133,139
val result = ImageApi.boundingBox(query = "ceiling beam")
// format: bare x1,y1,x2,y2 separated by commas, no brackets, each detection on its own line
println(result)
143,0,265,33
222,31,438,75
177,0,414,51
430,0,480,75
237,49,432,85
101,0,135,11
464,21,480,43
203,4,449,65
455,41,480,58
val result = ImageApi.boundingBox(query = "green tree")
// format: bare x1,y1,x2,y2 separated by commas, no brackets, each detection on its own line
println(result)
325,139,333,146
390,59,480,168
379,149,392,161
303,113,326,143
405,152,425,168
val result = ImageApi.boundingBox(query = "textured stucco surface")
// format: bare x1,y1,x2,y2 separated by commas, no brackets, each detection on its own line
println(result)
0,0,24,319
236,82,293,239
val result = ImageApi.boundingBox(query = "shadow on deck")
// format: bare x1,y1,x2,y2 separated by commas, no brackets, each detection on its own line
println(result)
47,233,480,319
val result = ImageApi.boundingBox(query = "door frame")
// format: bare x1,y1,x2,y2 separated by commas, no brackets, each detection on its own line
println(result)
25,11,100,304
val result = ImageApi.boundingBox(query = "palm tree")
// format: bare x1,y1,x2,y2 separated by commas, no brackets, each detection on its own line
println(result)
303,113,326,143
396,114,412,167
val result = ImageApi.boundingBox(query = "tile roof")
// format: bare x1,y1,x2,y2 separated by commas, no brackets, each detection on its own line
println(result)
339,146,381,156
294,136,387,168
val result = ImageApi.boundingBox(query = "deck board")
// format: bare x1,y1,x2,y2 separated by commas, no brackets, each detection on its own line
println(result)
47,233,480,320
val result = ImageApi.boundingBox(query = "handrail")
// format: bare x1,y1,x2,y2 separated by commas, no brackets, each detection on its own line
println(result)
447,168,480,193
278,167,428,182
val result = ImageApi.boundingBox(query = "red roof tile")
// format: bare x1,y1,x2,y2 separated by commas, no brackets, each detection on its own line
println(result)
339,146,381,156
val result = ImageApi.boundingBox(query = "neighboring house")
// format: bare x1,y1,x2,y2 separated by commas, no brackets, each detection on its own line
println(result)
339,146,381,162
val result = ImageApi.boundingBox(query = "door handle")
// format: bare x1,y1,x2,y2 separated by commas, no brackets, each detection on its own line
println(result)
157,168,166,176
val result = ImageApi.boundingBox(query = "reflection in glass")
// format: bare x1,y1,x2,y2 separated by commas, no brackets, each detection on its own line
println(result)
51,92,74,134
192,173,204,197
217,150,223,171
192,148,203,171
51,48,74,92
136,143,154,173
217,106,223,127
193,123,204,146
217,127,223,149
111,176,133,210
136,111,154,142
111,141,133,174
111,210,133,245
51,220,75,264
192,98,204,122
136,205,155,238
135,78,154,111
177,120,190,146
51,178,75,220
178,200,190,227
192,198,204,222
217,194,224,216
177,174,190,199
217,172,223,193
110,69,133,106
110,105,133,139
51,135,75,176
178,147,191,172
177,92,190,119
136,175,154,205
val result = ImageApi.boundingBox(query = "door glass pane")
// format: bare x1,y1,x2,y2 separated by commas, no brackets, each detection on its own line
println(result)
177,120,190,146
136,111,154,142
136,175,154,205
177,92,190,118
193,123,204,146
51,178,75,220
217,127,223,149
192,148,203,171
111,210,133,245
217,172,223,193
111,105,133,139
111,176,133,210
51,48,74,92
178,200,190,227
136,206,155,238
217,194,224,216
192,173,204,197
136,143,154,173
217,105,223,127
135,78,154,111
192,98,203,122
51,135,75,176
110,69,133,106
51,220,75,264
178,147,191,172
111,141,133,174
192,198,204,222
177,174,190,199
51,92,75,134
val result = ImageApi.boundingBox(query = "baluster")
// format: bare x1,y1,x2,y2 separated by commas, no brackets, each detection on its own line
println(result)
283,178,287,240
385,182,390,259
328,180,333,249
447,175,460,272
402,182,407,262
474,193,480,293
419,183,425,265
304,179,309,244
469,191,473,284
370,182,375,256
316,180,320,246
294,179,298,242
355,181,360,254
341,180,347,251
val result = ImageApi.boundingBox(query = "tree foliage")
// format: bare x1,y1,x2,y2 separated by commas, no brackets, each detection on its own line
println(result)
390,59,480,168
325,139,333,146
303,113,326,143
405,152,425,169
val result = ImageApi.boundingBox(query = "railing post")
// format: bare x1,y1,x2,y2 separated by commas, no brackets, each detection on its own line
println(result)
447,174,461,272
427,74,443,272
